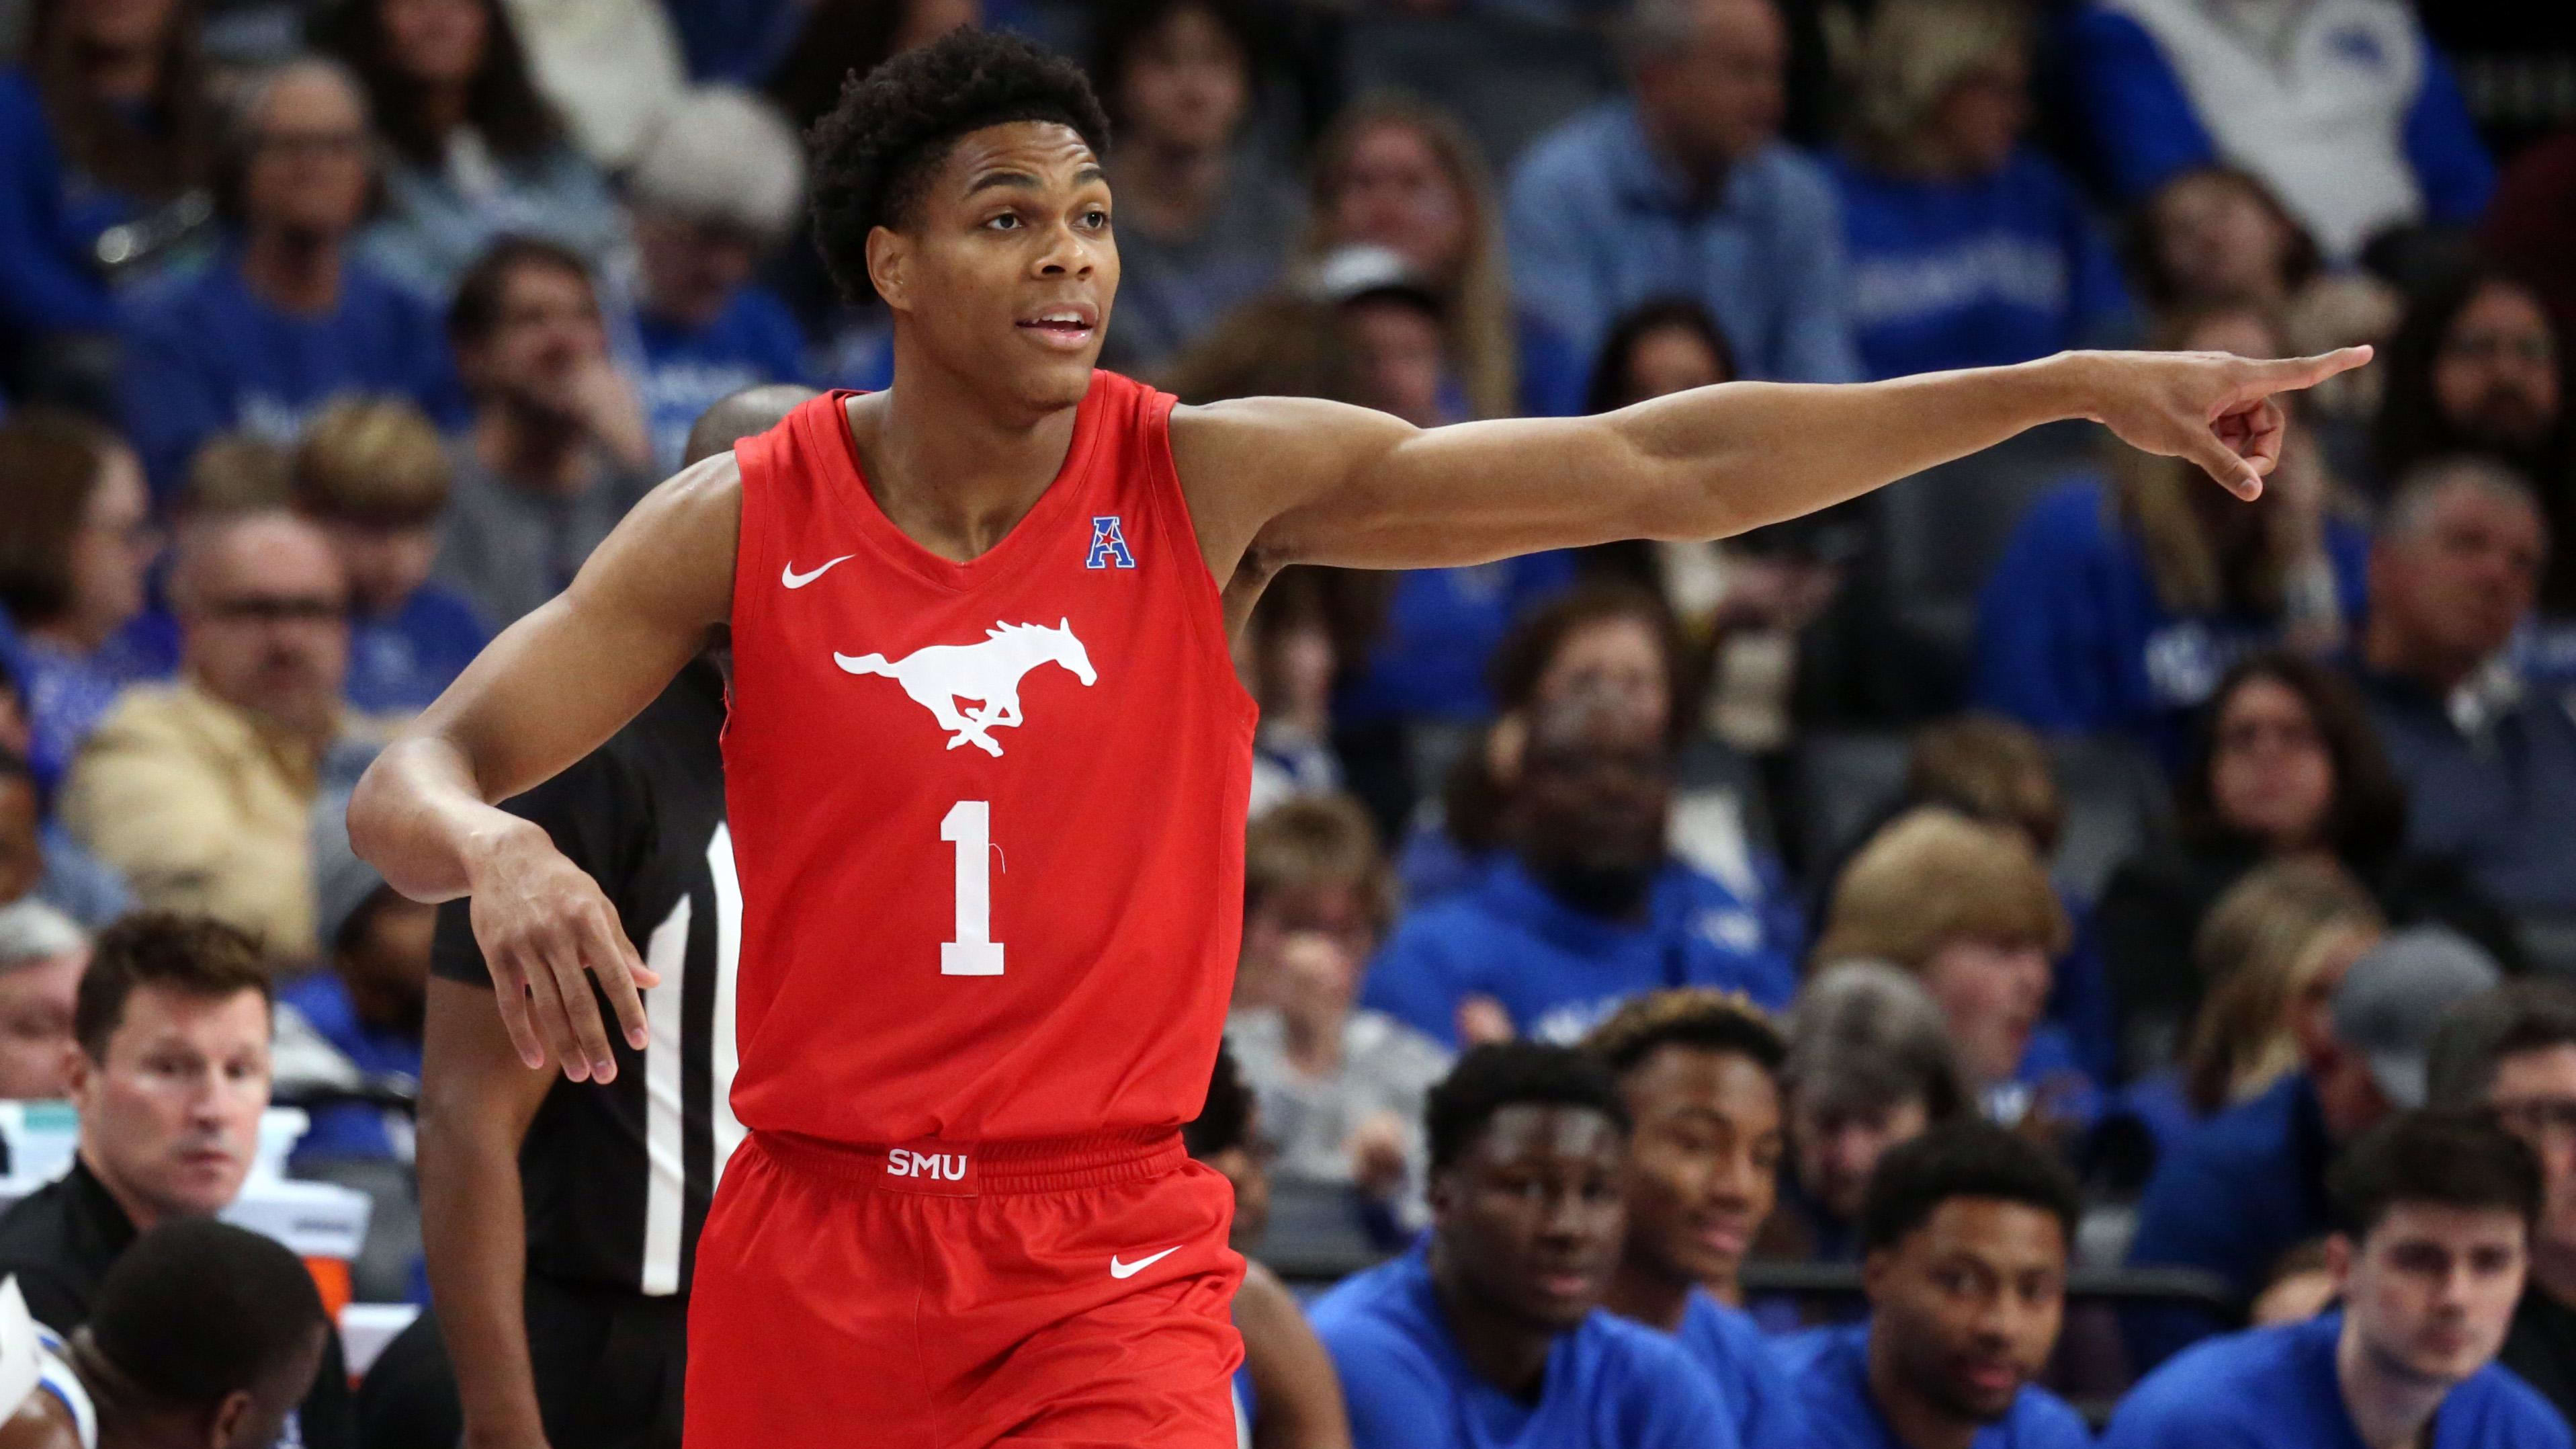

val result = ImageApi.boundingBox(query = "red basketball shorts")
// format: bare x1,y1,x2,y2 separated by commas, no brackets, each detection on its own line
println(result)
682,1128,1246,1448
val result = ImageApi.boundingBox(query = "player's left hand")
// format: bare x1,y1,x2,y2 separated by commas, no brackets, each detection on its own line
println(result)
2081,345,2373,501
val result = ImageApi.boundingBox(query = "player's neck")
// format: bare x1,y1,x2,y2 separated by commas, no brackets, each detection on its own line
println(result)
1426,1242,1558,1400
857,349,1082,565
1864,1329,1981,1449
1600,1258,1692,1332
2335,1318,2451,1449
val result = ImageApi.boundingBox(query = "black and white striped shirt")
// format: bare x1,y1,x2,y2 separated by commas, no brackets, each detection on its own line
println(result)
431,659,738,1296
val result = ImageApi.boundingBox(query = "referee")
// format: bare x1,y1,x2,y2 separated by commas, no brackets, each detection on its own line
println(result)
371,386,815,1449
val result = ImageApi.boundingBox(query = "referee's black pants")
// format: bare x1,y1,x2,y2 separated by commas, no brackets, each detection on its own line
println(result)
355,1276,687,1449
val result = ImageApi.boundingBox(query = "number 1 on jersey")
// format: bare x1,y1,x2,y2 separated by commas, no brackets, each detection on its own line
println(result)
939,800,1004,976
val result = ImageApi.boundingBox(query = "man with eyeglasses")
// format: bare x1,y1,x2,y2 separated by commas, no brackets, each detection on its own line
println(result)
2430,981,2576,1427
117,57,457,500
60,511,387,962
2343,457,2576,914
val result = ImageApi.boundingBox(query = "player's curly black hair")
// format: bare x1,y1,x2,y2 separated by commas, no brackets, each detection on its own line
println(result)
806,27,1113,303
1857,1120,2081,1255
1426,1042,1631,1175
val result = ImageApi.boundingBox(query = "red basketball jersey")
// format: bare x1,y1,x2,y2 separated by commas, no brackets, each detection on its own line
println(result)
722,372,1254,1145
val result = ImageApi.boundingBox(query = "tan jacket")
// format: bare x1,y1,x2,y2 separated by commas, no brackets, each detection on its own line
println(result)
60,681,389,961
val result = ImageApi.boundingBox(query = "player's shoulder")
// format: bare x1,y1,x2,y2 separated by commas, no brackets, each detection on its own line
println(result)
2105,1323,2292,1438
2456,1360,2576,1448
2007,1381,2096,1448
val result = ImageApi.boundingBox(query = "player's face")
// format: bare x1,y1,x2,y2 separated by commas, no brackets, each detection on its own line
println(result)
1618,1046,1781,1292
872,122,1116,414
2340,1204,2528,1387
1433,1104,1627,1332
1864,1198,2066,1425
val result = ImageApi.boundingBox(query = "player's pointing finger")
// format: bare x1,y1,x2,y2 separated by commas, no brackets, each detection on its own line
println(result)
2245,345,2373,397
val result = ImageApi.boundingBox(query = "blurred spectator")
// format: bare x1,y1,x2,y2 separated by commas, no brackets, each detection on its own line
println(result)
1758,960,1972,1266
118,58,458,499
1183,1042,1355,1449
626,87,809,474
1228,796,1447,1235
1773,1122,2092,1449
1813,809,2088,1130
1308,1042,1737,1448
1403,581,1791,942
432,237,655,630
2131,168,2322,315
2482,131,2576,337
2429,983,2576,1429
178,430,294,517
0,1217,331,1449
1975,304,2364,757
0,899,85,1099
0,912,353,1444
1588,990,1809,1449
1363,690,1799,1048
1506,0,1858,382
1830,0,2132,381
2372,272,2575,610
1897,714,2116,1085
1236,569,1344,817
2104,1110,2561,1449
497,0,685,171
1090,0,1297,374
318,0,625,298
275,786,425,1167
2421,975,2576,1423
0,727,130,932
0,413,169,797
2174,858,2382,1128
2349,458,2576,915
2124,925,2501,1370
60,510,385,961
2065,0,2493,263
2098,651,2516,1075
1297,95,1584,417
292,397,489,714
0,0,218,402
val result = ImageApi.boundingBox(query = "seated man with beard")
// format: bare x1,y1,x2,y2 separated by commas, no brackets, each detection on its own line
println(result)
1309,1042,1737,1449
1774,1122,2091,1449
1363,694,1798,1050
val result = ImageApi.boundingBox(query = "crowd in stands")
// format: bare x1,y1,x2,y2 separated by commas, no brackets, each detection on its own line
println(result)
0,0,2565,1442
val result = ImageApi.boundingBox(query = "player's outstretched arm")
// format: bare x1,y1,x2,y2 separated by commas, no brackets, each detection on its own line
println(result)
348,456,739,1081
1180,347,2371,575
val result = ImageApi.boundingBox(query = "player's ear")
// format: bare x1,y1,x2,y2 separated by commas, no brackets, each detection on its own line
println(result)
2323,1232,2354,1292
867,224,911,313
202,1388,253,1448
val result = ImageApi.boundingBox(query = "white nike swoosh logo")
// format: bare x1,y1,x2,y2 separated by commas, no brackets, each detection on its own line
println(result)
1109,1246,1180,1280
781,555,854,589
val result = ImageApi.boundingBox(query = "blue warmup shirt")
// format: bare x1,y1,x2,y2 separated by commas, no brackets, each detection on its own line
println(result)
279,971,423,1165
1973,477,2368,760
1675,1290,1808,1449
118,251,461,497
1336,552,1580,727
1776,1321,2094,1449
1363,856,1801,1048
343,584,490,715
1310,1243,1743,1449
2124,1071,2333,1370
1831,148,2134,382
634,287,809,473
2102,1313,2572,1449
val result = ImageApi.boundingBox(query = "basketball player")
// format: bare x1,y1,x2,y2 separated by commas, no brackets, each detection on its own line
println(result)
347,28,2369,1445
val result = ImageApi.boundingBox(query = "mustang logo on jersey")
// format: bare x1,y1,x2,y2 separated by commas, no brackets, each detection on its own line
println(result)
835,619,1097,757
